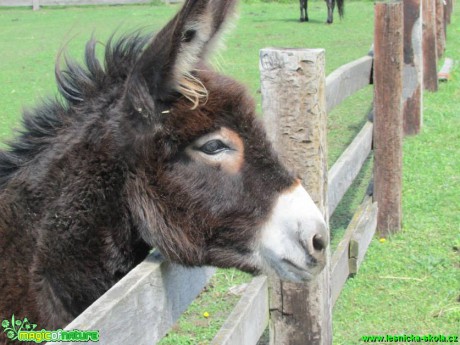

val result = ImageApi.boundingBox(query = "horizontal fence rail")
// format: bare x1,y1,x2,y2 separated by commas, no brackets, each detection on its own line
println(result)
211,276,268,345
325,55,373,114
47,255,214,345
0,0,182,7
331,196,377,306
328,121,373,217
1,0,149,6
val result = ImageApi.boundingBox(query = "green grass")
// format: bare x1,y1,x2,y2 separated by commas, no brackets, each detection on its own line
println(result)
0,3,176,139
0,0,375,139
0,1,458,344
160,270,253,345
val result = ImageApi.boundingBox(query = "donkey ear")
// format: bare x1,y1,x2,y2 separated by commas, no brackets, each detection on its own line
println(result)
125,0,238,114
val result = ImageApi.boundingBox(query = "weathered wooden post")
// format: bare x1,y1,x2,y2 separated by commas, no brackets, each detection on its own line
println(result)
435,0,446,58
403,0,423,135
373,1,404,235
32,0,40,10
422,0,438,91
260,48,331,345
445,0,453,25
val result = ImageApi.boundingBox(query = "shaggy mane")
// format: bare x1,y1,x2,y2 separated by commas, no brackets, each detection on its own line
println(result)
0,33,150,189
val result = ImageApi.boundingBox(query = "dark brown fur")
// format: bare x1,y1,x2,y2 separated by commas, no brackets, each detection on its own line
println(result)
0,1,296,342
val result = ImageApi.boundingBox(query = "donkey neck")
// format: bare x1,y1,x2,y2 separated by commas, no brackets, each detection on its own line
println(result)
1,126,150,328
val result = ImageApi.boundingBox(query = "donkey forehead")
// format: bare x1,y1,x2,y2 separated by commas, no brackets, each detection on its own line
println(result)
165,71,257,140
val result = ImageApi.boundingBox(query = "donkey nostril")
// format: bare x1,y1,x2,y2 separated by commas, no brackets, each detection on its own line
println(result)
312,234,326,251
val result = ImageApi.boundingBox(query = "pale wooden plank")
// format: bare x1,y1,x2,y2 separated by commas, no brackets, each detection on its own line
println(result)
211,276,268,345
0,0,152,6
47,254,215,345
0,0,32,5
331,196,377,303
331,196,369,305
349,198,378,274
326,56,373,113
328,121,373,217
40,0,150,5
330,237,350,307
438,58,454,81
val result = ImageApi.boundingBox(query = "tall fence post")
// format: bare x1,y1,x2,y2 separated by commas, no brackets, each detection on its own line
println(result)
435,0,446,58
260,48,331,345
403,0,423,135
445,0,453,25
422,0,438,91
373,1,404,236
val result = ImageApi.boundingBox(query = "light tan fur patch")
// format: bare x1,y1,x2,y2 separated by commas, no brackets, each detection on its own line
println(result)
186,127,245,175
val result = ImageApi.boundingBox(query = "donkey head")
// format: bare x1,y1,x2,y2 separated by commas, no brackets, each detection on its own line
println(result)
118,0,328,283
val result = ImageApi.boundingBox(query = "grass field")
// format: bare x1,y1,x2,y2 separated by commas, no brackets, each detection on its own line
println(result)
0,1,458,344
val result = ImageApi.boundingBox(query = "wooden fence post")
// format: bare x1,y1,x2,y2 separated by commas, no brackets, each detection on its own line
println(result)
435,0,446,58
32,0,40,10
260,48,331,345
403,0,423,135
445,0,453,25
422,0,438,91
373,1,404,236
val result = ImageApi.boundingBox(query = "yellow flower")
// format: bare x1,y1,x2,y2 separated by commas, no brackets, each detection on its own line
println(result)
379,238,386,243
203,312,210,318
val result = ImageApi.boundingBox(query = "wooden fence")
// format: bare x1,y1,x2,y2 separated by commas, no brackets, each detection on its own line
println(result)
0,0,182,9
45,1,453,344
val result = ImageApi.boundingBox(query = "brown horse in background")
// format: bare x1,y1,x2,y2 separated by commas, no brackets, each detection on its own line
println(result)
300,0,344,23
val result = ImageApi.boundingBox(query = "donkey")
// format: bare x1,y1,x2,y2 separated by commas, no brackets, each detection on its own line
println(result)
300,0,344,24
0,0,328,341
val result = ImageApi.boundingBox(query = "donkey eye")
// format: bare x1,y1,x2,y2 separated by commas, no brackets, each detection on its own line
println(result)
198,140,230,155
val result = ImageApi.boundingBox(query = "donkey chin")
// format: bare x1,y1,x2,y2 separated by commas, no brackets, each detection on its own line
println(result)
252,182,329,283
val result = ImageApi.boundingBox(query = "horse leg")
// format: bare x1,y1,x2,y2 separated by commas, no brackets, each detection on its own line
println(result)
300,0,308,22
305,0,309,22
326,0,335,24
